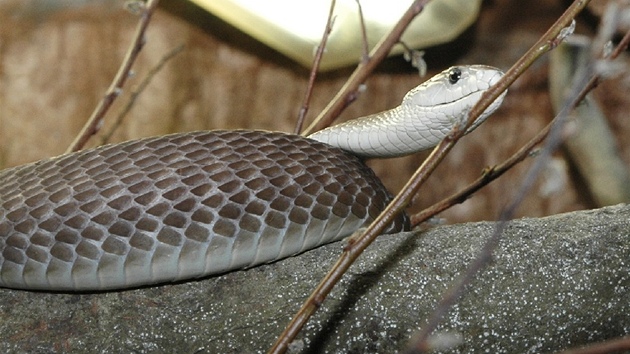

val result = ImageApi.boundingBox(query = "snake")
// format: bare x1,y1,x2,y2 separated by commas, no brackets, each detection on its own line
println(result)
0,65,505,291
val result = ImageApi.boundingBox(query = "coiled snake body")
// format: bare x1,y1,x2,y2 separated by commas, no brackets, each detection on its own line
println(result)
0,66,505,290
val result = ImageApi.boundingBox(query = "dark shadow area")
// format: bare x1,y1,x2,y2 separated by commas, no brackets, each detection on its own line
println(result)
303,232,424,354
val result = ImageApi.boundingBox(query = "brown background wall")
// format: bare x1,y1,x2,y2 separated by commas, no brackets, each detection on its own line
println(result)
0,0,626,223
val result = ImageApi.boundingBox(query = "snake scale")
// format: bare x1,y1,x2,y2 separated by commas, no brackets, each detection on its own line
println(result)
0,66,506,290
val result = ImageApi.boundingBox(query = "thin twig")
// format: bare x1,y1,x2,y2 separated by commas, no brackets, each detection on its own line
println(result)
300,0,431,136
355,0,370,63
555,336,630,354
405,61,594,354
268,137,453,354
268,3,430,353
270,0,591,353
99,44,185,144
410,130,544,226
608,22,630,57
294,0,336,135
411,7,630,228
398,41,427,77
406,4,630,354
65,0,160,153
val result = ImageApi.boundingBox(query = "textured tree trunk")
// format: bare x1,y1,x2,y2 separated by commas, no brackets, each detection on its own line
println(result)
0,204,628,353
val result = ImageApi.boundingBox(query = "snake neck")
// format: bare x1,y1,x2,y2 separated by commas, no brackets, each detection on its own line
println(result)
308,65,507,158
307,108,411,158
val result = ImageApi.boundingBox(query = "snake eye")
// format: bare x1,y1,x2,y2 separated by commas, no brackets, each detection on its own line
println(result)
448,67,462,84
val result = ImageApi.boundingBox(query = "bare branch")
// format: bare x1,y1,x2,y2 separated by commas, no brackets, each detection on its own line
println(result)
300,0,431,136
355,0,370,63
99,44,184,145
406,65,594,354
555,336,630,354
294,0,336,135
405,4,630,354
271,0,593,353
65,0,160,153
410,22,630,226
268,2,430,353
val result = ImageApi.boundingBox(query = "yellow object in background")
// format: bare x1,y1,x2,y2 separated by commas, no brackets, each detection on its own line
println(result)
191,0,482,70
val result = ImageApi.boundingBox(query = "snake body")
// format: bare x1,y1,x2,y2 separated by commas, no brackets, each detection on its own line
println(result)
0,66,505,290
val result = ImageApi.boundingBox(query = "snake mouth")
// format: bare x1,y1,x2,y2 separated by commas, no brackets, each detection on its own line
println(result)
432,89,485,108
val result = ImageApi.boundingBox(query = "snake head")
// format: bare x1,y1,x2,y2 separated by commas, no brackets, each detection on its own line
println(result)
403,65,506,129
403,65,505,109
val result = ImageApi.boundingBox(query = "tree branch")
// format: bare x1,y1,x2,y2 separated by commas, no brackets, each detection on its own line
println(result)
294,0,337,135
65,0,160,153
300,0,431,136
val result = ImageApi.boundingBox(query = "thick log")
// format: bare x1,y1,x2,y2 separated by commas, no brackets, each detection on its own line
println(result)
0,204,628,353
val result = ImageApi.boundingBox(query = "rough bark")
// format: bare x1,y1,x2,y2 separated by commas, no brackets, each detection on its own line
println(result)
0,204,628,353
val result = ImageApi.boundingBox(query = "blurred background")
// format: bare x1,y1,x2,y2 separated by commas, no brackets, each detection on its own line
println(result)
0,0,628,223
